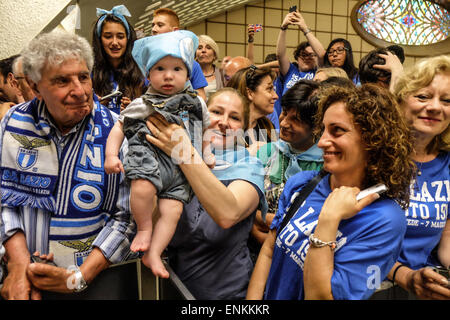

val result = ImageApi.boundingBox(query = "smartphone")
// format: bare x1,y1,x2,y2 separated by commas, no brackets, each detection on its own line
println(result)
356,183,387,201
100,90,122,102
432,266,450,288
30,255,57,267
289,5,297,12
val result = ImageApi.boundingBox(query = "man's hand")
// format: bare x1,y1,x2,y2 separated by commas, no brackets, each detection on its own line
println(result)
26,263,75,294
1,261,33,300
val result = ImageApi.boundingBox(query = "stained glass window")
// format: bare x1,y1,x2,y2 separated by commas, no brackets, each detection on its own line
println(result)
356,0,450,45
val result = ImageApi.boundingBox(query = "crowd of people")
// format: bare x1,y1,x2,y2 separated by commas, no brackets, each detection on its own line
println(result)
0,4,448,301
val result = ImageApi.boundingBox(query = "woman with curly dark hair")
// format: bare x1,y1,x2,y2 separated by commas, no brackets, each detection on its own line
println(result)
247,84,416,300
91,5,146,114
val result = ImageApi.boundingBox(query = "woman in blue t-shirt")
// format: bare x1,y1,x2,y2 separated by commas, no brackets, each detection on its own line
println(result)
145,88,267,300
388,55,450,300
247,84,415,300
276,10,325,96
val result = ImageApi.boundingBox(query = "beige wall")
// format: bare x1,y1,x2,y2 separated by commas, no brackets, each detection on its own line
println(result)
187,0,422,68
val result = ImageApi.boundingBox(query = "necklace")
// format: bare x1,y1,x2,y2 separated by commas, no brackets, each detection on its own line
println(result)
417,161,423,176
203,66,215,77
276,153,287,199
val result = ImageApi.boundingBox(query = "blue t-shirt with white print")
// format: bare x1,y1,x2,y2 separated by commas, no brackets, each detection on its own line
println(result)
398,151,450,270
281,63,315,96
264,171,406,300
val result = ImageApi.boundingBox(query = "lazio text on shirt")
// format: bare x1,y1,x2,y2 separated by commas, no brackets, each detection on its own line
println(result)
406,179,449,227
276,205,347,269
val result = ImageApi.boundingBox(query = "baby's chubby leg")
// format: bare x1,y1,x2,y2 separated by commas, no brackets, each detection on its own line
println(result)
142,198,183,278
130,179,158,253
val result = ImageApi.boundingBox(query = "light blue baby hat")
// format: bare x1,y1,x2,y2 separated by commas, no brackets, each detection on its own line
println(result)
132,30,198,78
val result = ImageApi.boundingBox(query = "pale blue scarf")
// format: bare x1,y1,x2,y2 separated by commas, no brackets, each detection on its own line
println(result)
272,140,323,180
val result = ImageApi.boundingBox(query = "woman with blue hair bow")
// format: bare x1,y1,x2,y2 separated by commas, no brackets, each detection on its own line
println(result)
91,5,146,114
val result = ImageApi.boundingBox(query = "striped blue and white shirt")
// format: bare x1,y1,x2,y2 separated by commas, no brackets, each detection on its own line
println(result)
0,101,136,268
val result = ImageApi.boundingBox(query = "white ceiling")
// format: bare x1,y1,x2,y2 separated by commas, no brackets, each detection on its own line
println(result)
134,0,255,35
43,0,256,40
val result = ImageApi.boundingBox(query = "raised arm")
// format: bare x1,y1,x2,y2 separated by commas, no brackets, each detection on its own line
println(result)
373,51,404,93
277,13,295,76
292,10,326,66
247,24,255,64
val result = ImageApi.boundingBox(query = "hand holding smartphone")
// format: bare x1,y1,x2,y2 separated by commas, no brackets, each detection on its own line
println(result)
356,183,387,201
30,255,57,267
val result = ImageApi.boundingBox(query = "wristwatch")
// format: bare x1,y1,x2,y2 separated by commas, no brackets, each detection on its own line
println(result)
72,268,88,293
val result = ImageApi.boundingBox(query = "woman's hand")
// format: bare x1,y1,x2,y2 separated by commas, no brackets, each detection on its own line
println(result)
291,11,308,32
281,12,298,29
320,186,379,222
405,267,450,300
145,113,194,164
247,24,255,39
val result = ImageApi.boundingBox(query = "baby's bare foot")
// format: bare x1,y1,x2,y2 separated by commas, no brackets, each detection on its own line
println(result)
130,230,152,252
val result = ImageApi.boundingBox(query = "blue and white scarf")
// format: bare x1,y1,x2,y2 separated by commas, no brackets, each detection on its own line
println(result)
271,140,323,180
0,99,117,216
212,146,268,218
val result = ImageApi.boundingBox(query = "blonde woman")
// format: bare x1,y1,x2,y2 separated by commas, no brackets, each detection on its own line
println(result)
195,35,224,99
313,67,349,82
388,55,450,300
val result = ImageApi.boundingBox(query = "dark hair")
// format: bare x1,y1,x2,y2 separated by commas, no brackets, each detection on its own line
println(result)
323,38,358,80
359,48,392,85
91,14,144,100
386,45,405,63
0,55,19,81
293,41,311,60
264,53,277,63
281,79,319,129
228,66,276,140
315,84,415,209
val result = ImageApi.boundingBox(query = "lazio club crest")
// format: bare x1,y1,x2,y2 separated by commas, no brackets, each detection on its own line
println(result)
17,147,38,169
11,133,51,170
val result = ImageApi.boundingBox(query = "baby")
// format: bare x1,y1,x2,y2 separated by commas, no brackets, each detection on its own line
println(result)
105,30,214,278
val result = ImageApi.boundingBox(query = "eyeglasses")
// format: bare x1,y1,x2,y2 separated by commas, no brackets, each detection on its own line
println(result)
327,47,347,56
300,52,317,59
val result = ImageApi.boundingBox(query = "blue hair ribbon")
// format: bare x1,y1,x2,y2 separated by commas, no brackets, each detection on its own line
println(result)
96,5,132,38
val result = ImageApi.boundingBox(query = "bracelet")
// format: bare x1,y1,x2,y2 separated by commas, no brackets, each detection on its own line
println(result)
303,28,311,36
391,264,407,285
309,234,337,250
280,25,288,30
248,37,254,43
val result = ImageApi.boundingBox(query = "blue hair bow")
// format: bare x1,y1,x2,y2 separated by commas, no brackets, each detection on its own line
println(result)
96,5,132,38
